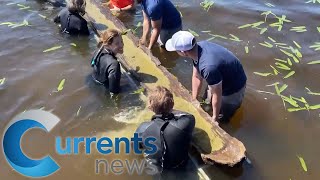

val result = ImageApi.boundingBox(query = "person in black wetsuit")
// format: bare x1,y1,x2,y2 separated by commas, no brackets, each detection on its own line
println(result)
135,86,195,174
91,29,124,94
53,0,89,36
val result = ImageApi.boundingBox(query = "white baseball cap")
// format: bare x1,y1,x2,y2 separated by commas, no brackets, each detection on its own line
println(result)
165,31,195,52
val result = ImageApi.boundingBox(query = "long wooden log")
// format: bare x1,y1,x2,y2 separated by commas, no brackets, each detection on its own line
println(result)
85,0,246,166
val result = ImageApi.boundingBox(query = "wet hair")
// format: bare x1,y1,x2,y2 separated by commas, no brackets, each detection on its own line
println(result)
67,0,86,14
98,29,121,47
148,86,174,115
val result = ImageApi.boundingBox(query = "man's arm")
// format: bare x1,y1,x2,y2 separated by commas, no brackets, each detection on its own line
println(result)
140,10,150,46
192,66,203,100
148,18,162,49
209,81,222,122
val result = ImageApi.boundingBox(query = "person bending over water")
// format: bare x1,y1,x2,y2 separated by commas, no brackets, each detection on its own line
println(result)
54,0,89,36
135,86,195,173
166,31,247,124
91,29,124,94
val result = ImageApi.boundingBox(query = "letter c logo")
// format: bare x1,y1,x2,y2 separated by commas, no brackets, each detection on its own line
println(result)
2,110,60,178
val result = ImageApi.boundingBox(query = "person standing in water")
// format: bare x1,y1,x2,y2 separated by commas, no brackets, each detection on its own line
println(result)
166,31,247,124
135,86,195,173
54,0,89,36
136,0,182,50
91,29,124,94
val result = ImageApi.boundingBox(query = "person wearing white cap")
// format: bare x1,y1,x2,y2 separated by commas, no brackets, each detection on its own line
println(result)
166,31,247,123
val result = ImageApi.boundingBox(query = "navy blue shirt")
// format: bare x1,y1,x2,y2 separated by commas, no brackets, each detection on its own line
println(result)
194,41,247,96
141,0,182,30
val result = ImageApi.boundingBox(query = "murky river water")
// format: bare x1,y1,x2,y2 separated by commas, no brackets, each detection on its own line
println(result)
1,0,320,179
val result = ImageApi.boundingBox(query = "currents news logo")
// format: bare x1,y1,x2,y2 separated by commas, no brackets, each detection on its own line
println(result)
2,110,158,178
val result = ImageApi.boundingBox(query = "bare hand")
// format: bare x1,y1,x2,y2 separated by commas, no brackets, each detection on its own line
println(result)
110,7,121,12
191,99,201,108
139,38,146,46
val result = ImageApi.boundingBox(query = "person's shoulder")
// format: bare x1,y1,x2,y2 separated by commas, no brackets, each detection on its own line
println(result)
173,110,195,122
136,121,153,134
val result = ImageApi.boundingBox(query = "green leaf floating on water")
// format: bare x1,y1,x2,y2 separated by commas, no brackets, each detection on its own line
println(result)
281,95,299,107
77,106,81,116
284,71,295,79
43,45,62,53
0,22,15,26
270,65,279,75
265,2,275,7
259,41,273,48
275,62,291,70
293,41,302,49
268,36,276,42
253,72,272,76
260,28,268,34
188,29,199,37
307,60,320,64
245,46,249,54
229,34,242,42
208,33,228,39
309,42,320,51
309,104,320,110
317,27,320,33
0,78,6,85
38,14,47,19
297,156,307,172
70,43,77,47
305,87,320,95
200,0,214,12
131,87,145,94
57,79,65,92
287,107,306,112
238,23,252,29
275,58,287,63
279,84,288,93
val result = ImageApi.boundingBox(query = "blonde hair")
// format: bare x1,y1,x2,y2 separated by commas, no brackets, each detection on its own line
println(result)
148,86,174,115
67,0,86,14
98,29,121,47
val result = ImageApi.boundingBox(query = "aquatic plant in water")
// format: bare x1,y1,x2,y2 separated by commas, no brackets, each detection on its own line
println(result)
0,78,5,85
188,29,199,37
200,0,214,12
309,42,320,51
57,79,66,92
43,45,62,53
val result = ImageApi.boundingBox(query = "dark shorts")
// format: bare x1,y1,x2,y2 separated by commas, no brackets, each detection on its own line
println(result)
204,85,246,121
155,25,182,47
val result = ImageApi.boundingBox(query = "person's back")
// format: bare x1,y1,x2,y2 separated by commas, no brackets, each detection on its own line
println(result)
142,0,181,30
53,0,89,36
197,41,247,96
135,86,195,171
137,111,195,168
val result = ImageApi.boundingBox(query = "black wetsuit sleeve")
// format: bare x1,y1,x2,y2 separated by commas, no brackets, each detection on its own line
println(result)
107,61,121,94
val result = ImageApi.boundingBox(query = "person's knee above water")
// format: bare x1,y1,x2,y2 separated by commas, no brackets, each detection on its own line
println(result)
91,29,124,94
53,0,89,36
136,0,182,50
108,0,134,12
165,31,247,124
135,86,195,171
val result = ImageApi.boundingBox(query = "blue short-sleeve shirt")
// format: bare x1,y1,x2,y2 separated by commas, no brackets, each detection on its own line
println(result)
194,41,247,96
141,0,182,29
